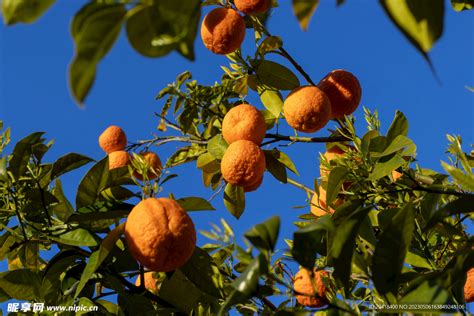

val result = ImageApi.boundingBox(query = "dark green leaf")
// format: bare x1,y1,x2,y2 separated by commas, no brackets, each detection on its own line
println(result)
8,132,44,179
244,216,280,253
373,203,415,295
125,0,200,60
54,228,98,247
257,61,300,90
51,179,74,221
1,0,55,25
75,157,109,210
292,0,319,31
223,184,245,219
326,166,348,207
69,2,126,105
176,197,215,211
264,150,287,183
51,153,93,179
0,269,40,300
292,216,334,269
74,223,124,298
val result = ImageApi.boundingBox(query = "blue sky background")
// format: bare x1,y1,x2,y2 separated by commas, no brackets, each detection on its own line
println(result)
0,0,473,312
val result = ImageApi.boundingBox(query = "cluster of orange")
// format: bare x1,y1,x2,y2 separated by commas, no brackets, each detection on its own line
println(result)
99,126,163,180
99,126,197,293
221,104,266,192
284,70,361,133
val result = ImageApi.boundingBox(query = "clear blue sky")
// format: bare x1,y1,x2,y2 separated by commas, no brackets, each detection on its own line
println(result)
0,0,473,311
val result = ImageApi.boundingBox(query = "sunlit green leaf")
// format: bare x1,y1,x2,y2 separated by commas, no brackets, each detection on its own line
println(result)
1,0,55,25
292,0,319,31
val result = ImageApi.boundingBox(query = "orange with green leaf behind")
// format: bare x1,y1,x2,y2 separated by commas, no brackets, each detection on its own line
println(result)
124,198,196,272
234,0,271,15
283,86,331,133
222,103,266,145
200,7,246,55
108,150,131,170
318,70,362,119
99,125,127,154
293,268,330,307
221,139,266,189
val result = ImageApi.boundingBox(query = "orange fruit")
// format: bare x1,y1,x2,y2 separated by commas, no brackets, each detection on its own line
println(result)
391,170,403,181
320,144,355,178
310,186,343,216
221,140,266,188
318,70,361,119
99,126,127,154
108,151,131,170
222,103,266,145
244,175,263,192
134,152,163,181
293,268,329,308
124,198,196,272
135,272,158,294
201,8,246,55
283,86,331,133
465,268,474,303
235,0,270,15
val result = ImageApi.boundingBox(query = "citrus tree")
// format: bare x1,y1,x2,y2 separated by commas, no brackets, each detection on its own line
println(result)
0,0,473,315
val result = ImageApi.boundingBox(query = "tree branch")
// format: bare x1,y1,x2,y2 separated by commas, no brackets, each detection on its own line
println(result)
263,133,349,146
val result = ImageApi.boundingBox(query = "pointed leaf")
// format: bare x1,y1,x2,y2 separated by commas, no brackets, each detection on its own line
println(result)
223,184,245,219
244,216,280,253
292,0,319,31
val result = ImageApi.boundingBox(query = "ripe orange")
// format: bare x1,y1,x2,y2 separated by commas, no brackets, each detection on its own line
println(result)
222,103,266,145
310,186,343,216
134,152,163,181
320,144,355,178
465,268,474,303
124,198,196,272
221,140,266,188
391,170,403,181
235,0,270,15
293,268,329,308
283,86,331,133
318,70,361,119
108,151,131,170
201,8,246,55
244,175,263,192
99,126,127,154
135,272,158,294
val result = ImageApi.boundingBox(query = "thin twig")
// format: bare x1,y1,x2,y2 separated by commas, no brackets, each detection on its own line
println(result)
287,178,316,195
263,133,349,145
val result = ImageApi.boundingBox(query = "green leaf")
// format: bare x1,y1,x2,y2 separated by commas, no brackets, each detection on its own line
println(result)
166,145,206,168
406,250,432,269
207,134,228,160
380,0,443,66
258,36,283,55
261,109,277,130
1,0,55,25
441,161,474,192
69,2,126,105
451,0,474,12
256,61,300,90
51,153,94,179
74,223,124,298
179,247,223,299
292,216,334,269
271,149,299,175
386,110,408,143
263,150,287,183
371,135,415,158
0,269,40,300
328,205,371,288
223,184,245,219
125,0,200,60
372,203,415,295
368,154,405,181
8,132,45,179
259,89,284,118
292,0,320,31
400,279,452,305
75,157,109,210
53,228,98,247
176,197,215,211
326,166,348,207
244,216,280,253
